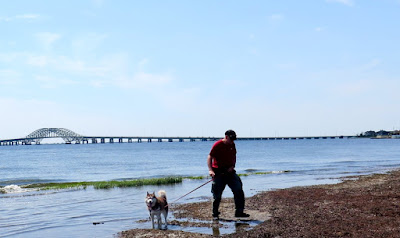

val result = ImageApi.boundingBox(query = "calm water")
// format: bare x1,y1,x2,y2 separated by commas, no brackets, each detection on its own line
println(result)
1,139,399,237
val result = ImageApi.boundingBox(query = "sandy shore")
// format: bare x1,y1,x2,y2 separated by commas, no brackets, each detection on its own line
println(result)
119,170,400,237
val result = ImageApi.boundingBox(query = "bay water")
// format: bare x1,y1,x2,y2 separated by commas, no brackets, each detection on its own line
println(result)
1,139,399,237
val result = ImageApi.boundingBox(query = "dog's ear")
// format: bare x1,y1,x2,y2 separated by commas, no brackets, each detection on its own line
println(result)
147,192,149,196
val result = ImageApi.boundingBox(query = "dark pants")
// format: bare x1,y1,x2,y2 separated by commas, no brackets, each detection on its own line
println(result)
211,172,245,216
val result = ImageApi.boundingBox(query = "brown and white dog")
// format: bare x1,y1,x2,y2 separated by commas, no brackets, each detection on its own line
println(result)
145,190,168,229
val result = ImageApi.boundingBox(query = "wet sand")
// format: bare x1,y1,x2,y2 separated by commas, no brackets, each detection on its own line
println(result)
119,169,400,237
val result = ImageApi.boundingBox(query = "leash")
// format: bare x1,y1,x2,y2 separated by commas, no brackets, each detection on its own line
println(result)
169,178,213,204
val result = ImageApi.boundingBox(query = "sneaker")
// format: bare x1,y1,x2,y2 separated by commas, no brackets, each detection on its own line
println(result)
212,212,220,220
235,212,250,218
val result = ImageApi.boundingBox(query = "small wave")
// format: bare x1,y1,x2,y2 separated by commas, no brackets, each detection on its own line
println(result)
0,179,61,187
243,169,291,174
238,170,292,177
244,169,259,172
271,170,291,174
0,189,76,199
254,170,292,174
0,185,30,194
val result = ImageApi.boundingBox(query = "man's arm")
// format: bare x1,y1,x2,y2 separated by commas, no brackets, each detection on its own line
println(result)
207,155,215,178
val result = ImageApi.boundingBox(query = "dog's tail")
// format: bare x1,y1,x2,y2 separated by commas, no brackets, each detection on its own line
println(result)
158,190,167,201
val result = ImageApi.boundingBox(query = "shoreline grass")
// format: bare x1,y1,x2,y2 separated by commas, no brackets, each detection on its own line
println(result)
2,171,292,192
22,177,183,190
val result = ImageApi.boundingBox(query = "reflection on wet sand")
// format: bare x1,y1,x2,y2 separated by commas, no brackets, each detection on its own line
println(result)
212,220,251,236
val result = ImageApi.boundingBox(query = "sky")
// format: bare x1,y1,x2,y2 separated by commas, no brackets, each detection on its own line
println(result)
1,0,400,139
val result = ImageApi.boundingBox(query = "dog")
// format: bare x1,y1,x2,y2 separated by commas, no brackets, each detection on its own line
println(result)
145,190,168,229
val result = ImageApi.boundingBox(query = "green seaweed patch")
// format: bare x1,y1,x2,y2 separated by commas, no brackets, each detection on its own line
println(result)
22,177,183,190
237,173,249,177
92,177,183,189
254,172,274,175
23,182,90,190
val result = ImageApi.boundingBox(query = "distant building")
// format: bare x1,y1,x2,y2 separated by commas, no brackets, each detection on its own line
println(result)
376,130,390,136
363,131,376,137
392,130,400,139
376,130,390,138
361,129,400,139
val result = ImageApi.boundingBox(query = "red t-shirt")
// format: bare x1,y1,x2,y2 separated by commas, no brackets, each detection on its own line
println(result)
209,139,236,169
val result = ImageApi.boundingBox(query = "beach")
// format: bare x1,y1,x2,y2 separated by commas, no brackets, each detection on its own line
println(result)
119,169,400,237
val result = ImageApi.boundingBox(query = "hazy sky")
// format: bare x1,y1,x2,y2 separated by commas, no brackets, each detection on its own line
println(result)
1,0,399,139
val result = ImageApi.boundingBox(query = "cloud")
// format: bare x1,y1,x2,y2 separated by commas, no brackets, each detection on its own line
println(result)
25,53,106,75
51,54,174,90
35,32,61,50
269,14,284,21
91,0,105,8
1,51,109,87
0,69,21,85
34,75,78,88
0,14,40,22
134,72,172,85
89,79,107,88
15,14,40,19
275,63,298,71
0,17,12,22
248,48,259,55
71,33,108,53
268,14,285,27
59,56,116,78
359,59,382,71
221,79,245,87
27,55,49,67
326,0,355,6
333,79,374,95
1,48,173,91
113,72,173,89
138,58,149,69
0,53,19,62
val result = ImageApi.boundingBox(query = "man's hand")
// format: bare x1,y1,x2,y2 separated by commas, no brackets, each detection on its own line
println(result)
209,170,215,178
207,155,215,178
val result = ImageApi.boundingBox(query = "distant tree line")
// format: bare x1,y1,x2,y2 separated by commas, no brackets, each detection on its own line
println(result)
358,130,400,138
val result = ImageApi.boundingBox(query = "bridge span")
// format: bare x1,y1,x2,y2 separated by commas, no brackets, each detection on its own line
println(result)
0,128,352,146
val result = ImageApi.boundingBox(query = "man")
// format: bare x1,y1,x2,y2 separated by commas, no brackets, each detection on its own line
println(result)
207,129,250,219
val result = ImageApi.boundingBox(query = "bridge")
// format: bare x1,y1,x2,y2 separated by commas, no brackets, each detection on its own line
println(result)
0,128,352,146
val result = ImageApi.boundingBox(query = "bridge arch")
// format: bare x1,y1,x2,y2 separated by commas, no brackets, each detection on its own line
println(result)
25,128,84,144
